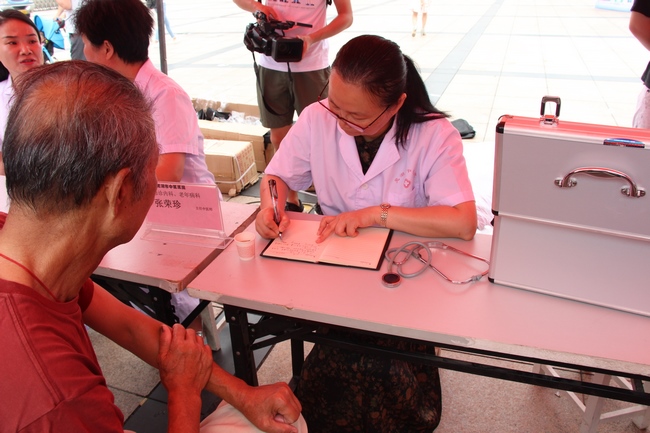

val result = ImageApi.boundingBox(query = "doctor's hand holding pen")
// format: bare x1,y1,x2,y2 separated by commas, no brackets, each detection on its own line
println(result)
255,175,291,240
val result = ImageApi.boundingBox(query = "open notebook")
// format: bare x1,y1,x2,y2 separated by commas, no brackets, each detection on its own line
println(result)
261,219,392,270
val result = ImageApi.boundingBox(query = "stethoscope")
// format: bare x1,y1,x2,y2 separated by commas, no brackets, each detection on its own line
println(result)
381,241,490,288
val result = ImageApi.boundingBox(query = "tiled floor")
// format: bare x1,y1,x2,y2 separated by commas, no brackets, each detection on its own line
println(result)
149,0,645,139
257,341,649,433
49,0,649,431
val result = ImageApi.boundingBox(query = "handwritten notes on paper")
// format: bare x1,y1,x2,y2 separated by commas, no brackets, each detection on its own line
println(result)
264,239,321,261
261,219,392,270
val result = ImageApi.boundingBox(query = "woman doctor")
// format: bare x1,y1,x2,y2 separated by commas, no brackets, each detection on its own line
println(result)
256,34,476,243
255,34,477,432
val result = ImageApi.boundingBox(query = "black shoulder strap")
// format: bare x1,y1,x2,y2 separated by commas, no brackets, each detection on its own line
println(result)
251,53,294,117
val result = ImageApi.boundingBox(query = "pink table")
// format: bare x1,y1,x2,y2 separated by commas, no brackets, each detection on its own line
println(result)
187,213,650,403
94,201,258,292
92,201,258,348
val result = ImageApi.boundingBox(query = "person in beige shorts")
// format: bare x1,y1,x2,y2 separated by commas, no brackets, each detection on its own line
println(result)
411,0,432,36
234,0,352,212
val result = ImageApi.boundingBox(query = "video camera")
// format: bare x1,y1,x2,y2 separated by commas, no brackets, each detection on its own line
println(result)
244,11,312,63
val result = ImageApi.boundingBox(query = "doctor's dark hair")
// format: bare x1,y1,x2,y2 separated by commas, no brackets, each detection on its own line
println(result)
0,10,42,82
4,61,157,215
76,0,153,64
331,34,447,147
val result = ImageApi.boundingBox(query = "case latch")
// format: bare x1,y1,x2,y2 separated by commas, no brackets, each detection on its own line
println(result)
603,138,645,148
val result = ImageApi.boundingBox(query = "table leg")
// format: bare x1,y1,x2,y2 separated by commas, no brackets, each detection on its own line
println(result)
290,339,304,381
535,364,650,431
224,304,258,386
199,304,223,351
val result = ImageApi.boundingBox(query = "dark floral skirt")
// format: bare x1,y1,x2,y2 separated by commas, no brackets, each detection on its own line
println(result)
294,331,442,433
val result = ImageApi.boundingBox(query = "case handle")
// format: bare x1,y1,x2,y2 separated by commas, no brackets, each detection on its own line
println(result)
554,167,646,198
540,96,561,125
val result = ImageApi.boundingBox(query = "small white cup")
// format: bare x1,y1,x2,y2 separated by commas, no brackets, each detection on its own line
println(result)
234,232,256,261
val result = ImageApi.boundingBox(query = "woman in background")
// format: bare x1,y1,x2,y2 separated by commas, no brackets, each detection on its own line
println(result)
0,10,44,174
411,0,432,36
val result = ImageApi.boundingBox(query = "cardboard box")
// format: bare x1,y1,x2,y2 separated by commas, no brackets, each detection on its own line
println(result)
191,99,260,119
199,119,274,172
204,139,259,196
221,102,260,118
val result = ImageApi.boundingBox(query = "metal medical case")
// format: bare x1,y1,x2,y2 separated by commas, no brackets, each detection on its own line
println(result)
489,97,650,316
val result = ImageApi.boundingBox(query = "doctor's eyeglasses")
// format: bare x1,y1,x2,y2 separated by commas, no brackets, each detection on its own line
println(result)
317,82,390,133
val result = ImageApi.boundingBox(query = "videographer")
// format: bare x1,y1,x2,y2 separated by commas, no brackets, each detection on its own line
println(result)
234,0,352,212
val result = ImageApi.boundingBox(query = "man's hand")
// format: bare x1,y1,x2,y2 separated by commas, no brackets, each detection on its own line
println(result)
297,34,313,57
158,324,212,395
256,4,281,21
235,383,303,433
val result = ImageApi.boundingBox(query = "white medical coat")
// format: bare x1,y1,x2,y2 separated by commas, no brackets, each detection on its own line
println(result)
265,101,475,216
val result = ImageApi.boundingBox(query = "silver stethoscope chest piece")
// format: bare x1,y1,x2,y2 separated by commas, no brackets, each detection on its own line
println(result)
381,271,402,288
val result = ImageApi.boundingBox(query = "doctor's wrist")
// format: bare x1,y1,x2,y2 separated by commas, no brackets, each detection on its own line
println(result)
379,203,391,227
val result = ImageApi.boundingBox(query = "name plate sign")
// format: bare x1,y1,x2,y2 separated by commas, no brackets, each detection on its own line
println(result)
142,182,232,248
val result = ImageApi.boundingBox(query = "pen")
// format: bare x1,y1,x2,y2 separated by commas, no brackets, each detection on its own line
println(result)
268,179,283,241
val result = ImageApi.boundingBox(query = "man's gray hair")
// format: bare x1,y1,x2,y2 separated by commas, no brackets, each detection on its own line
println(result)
3,61,158,214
